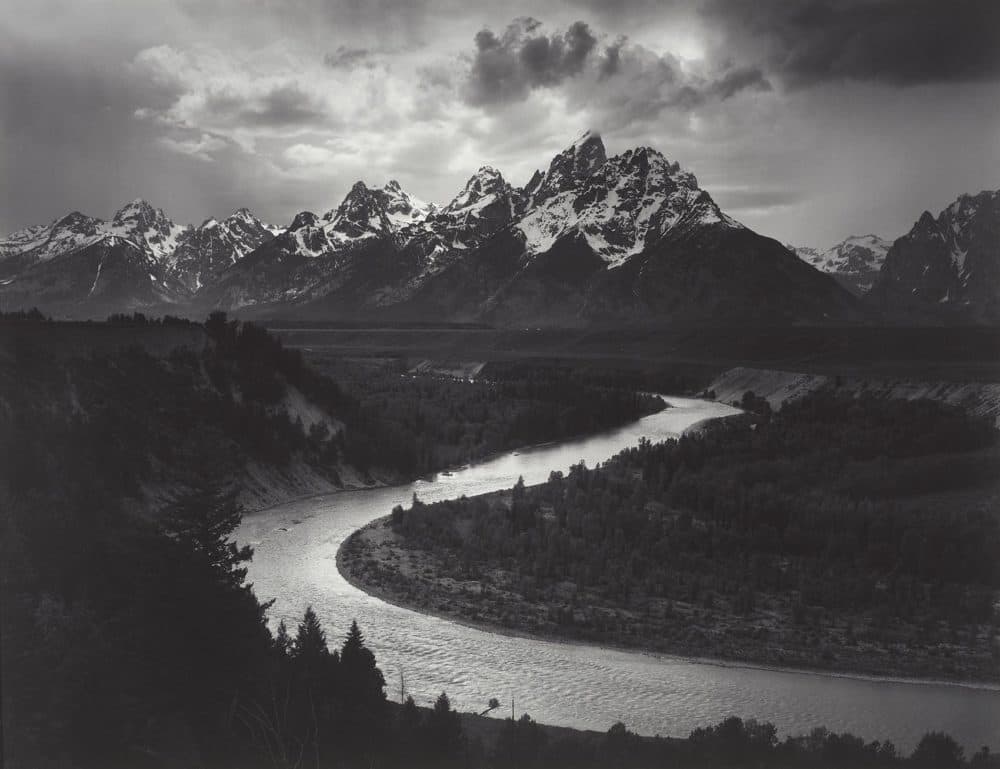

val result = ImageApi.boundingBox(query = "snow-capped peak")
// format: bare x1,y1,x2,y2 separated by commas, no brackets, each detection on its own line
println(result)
378,180,434,227
569,130,604,161
290,211,320,231
56,211,102,231
443,166,511,215
528,131,608,206
318,181,396,243
228,207,258,224
516,140,733,266
106,198,190,263
793,233,892,295
111,198,159,227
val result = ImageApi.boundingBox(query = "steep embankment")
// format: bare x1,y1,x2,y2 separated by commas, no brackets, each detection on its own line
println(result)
707,366,1000,427
0,320,376,517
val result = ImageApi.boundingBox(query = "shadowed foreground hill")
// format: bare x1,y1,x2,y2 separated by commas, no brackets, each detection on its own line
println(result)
0,313,368,514
2,314,997,768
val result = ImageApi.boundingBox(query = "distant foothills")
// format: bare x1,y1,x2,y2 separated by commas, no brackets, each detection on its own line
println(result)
1,132,997,325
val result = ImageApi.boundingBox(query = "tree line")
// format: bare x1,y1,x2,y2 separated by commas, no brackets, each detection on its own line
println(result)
389,390,1000,675
3,319,997,766
303,352,665,478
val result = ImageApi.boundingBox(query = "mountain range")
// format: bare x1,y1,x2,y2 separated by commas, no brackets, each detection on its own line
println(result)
791,192,1000,322
1,133,995,325
867,191,1000,323
791,235,892,296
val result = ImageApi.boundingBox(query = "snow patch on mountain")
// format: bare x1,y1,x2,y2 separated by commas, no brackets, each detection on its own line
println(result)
866,189,1000,319
517,144,739,267
793,234,892,295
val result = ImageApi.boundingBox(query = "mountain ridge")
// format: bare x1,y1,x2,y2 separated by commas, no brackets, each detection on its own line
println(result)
791,234,892,296
17,134,998,325
866,190,1000,322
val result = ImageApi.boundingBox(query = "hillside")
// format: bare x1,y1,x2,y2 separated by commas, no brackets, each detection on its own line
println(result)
867,191,1000,323
705,366,1000,428
343,391,1000,682
0,316,370,515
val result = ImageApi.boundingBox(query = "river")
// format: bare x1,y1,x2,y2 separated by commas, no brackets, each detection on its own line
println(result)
238,396,1000,753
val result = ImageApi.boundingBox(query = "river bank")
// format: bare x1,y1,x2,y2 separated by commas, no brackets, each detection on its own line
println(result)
243,396,1000,752
338,509,999,685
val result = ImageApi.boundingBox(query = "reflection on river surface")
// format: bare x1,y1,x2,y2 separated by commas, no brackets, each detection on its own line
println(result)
238,397,1000,752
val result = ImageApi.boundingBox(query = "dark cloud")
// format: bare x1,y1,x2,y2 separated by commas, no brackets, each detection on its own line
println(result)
189,82,330,129
241,83,329,127
0,42,246,231
465,18,599,105
707,66,772,100
323,46,376,70
704,0,1000,87
463,16,770,115
598,38,625,78
5,0,997,249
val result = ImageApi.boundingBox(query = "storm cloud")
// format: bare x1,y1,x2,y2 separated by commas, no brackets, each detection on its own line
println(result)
464,18,598,104
703,0,1000,87
202,83,330,128
463,17,771,114
2,0,998,248
324,46,377,71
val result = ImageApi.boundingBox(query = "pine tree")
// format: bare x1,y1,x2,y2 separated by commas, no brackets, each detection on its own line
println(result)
339,620,385,705
426,692,464,764
292,606,328,662
396,695,422,754
162,486,252,589
342,619,365,658
273,619,291,657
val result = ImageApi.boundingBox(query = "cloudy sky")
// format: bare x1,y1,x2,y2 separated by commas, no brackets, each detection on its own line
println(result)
2,0,998,246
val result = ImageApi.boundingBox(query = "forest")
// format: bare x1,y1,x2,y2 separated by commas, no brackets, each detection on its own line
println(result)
2,314,997,767
298,352,665,476
374,390,1000,680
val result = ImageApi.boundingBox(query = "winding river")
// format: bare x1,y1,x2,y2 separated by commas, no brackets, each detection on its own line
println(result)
238,396,1000,753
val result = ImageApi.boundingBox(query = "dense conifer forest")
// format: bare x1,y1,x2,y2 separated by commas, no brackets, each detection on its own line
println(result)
3,315,997,767
297,353,667,476
354,391,1000,680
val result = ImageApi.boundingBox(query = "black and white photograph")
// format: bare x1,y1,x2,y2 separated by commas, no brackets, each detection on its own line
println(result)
2,1,999,767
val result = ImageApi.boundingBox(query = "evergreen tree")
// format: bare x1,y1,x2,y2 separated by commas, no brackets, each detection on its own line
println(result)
912,732,965,768
292,606,328,662
340,620,386,705
342,618,365,657
273,619,291,657
495,712,546,768
395,695,423,758
162,486,252,589
426,692,464,765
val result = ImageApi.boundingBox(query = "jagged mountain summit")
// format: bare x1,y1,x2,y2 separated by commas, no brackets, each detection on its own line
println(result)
866,190,1000,322
522,130,608,207
170,209,281,292
792,234,892,296
0,200,280,314
110,198,190,262
198,168,526,313
389,132,857,325
195,131,856,324
2,133,862,324
517,142,738,267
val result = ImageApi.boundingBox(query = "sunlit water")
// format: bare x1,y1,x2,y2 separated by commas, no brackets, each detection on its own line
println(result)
238,396,1000,752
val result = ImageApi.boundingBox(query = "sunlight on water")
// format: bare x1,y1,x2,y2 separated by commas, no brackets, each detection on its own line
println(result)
239,397,1000,752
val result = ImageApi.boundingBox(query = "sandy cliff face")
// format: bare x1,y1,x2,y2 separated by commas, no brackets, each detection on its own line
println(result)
706,366,1000,427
